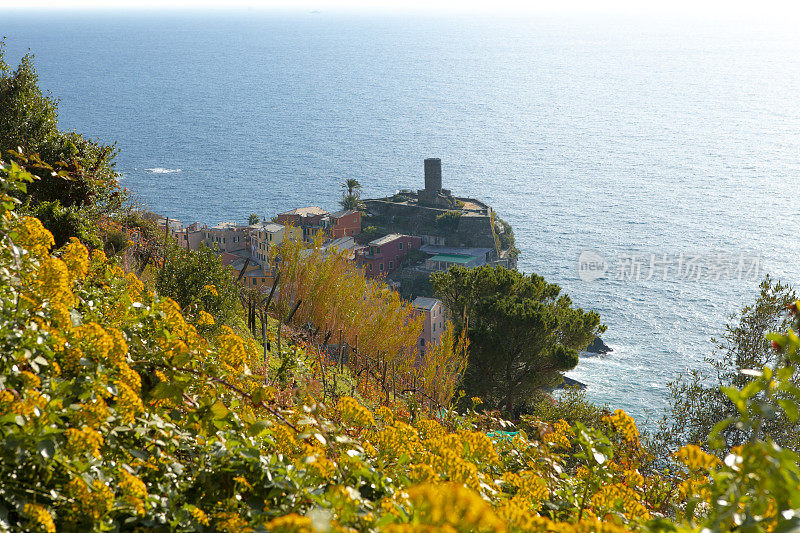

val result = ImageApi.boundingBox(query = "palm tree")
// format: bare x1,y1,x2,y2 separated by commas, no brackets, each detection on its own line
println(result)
341,179,362,198
340,193,365,211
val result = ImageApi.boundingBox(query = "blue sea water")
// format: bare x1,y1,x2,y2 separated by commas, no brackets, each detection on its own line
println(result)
1,9,799,423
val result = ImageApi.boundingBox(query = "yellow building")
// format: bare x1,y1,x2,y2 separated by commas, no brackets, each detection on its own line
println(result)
248,222,302,264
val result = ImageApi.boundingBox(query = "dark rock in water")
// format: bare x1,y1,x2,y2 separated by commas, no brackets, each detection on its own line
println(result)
557,376,587,390
585,337,612,355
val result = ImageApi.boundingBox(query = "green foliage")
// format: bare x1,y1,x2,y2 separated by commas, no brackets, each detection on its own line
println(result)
155,242,242,326
22,200,100,249
434,210,461,230
248,213,259,225
341,178,362,197
402,247,429,266
340,193,365,211
0,40,122,212
432,265,604,415
656,276,799,452
340,179,365,211
526,386,610,430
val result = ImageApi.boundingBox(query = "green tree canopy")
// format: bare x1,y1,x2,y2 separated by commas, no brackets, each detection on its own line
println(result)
155,243,242,326
341,178,362,197
656,276,799,452
248,213,259,225
0,40,121,209
432,265,604,414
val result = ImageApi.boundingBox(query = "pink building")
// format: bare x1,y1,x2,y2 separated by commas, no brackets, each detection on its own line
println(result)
413,297,446,359
355,234,421,278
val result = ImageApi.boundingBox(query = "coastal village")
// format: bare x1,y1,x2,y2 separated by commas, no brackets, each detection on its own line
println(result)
153,158,518,356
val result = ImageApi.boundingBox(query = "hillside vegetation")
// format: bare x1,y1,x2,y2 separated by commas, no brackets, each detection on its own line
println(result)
3,158,800,532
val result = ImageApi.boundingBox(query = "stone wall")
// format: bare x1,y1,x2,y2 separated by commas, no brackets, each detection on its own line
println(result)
363,198,498,253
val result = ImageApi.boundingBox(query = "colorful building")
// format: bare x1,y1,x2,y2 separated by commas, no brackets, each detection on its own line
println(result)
200,222,248,253
355,234,421,278
248,222,302,264
412,296,447,359
220,252,277,291
276,206,329,242
319,209,362,239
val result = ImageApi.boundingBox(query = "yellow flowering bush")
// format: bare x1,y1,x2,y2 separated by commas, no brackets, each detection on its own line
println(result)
2,163,800,532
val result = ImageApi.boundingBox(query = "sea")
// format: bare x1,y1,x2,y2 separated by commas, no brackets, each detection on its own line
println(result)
2,9,799,424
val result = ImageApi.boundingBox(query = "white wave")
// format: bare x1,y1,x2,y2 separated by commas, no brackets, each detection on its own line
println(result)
145,168,182,174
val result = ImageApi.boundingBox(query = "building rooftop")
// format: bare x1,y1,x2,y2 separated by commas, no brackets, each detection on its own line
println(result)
209,222,243,230
412,296,441,310
369,233,408,246
324,236,357,252
279,206,328,217
250,222,284,233
329,209,358,218
420,245,492,258
428,253,475,265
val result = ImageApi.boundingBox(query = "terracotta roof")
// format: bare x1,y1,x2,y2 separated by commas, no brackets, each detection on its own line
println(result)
279,206,328,217
329,209,358,218
370,233,408,246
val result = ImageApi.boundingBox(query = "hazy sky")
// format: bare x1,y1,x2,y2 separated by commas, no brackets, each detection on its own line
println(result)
0,0,798,18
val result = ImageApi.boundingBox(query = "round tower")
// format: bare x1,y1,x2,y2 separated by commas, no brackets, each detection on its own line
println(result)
424,158,442,193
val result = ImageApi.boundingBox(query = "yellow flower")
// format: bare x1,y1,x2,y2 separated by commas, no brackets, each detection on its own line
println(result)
233,475,253,490
22,503,55,533
119,468,148,516
204,284,218,296
19,371,41,390
218,328,249,370
65,478,115,521
73,322,115,361
542,419,572,450
337,396,375,427
197,310,215,326
374,405,394,424
591,482,650,520
214,511,253,533
604,409,639,444
675,444,721,471
15,216,54,257
402,483,506,532
76,398,111,428
60,237,89,281
115,380,144,424
189,506,210,525
264,513,315,532
65,426,104,458
0,390,14,414
35,257,75,327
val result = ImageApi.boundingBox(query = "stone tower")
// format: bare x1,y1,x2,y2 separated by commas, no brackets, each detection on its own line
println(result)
424,158,442,193
417,158,453,208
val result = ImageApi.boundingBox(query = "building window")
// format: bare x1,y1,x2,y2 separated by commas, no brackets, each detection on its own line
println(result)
433,323,436,332
379,263,384,272
223,238,226,244
368,264,373,272
399,242,403,250
420,338,424,346
389,261,393,269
